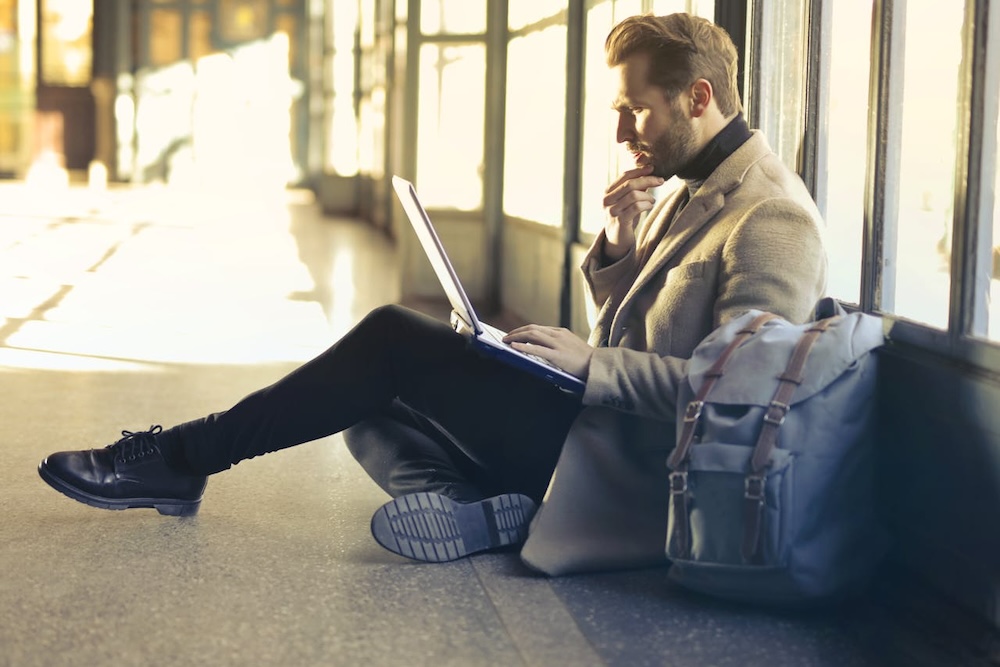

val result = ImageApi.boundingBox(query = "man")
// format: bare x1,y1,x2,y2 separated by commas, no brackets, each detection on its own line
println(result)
38,13,825,573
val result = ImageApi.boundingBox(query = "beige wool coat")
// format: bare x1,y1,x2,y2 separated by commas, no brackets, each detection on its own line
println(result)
520,131,828,575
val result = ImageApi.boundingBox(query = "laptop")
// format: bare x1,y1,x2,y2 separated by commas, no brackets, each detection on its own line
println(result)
392,175,586,395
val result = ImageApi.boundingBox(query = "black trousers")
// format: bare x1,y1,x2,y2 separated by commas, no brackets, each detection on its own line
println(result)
157,305,582,503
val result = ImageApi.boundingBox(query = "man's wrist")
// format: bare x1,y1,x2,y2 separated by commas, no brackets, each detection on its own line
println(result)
600,233,631,264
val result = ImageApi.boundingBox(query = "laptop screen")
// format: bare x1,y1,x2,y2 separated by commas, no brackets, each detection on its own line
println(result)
391,176,483,335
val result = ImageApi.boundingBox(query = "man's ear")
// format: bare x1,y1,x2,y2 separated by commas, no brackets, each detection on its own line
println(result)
689,79,713,118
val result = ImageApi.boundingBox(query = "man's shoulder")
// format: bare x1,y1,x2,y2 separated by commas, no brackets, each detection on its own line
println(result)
712,134,818,216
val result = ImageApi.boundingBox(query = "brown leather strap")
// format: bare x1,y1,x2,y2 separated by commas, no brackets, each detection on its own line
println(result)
740,316,840,563
668,470,689,558
741,473,767,564
665,312,776,560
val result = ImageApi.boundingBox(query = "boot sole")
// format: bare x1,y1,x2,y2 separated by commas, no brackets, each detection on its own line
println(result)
370,492,536,562
37,463,201,517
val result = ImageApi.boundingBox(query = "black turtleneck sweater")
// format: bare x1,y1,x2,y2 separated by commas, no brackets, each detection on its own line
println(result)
678,113,752,182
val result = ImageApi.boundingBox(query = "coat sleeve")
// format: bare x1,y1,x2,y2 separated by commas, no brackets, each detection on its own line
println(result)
582,347,688,422
580,231,638,309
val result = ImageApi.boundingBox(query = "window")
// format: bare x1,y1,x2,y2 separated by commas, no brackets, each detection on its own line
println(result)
503,7,568,224
751,0,808,172
987,110,1000,339
357,0,389,179
889,1,965,329
420,0,486,35
324,0,359,176
651,0,713,22
508,0,568,32
40,0,92,86
580,1,620,236
823,0,874,304
416,42,486,209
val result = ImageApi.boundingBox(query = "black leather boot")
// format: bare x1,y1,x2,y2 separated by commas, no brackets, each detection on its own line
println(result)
38,426,207,516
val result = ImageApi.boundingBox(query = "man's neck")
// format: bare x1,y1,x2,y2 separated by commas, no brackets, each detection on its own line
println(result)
677,113,752,182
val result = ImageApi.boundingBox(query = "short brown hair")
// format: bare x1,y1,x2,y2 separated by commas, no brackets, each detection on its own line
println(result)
605,13,742,116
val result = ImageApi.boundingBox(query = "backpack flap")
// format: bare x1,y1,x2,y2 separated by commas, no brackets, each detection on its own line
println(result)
684,310,884,408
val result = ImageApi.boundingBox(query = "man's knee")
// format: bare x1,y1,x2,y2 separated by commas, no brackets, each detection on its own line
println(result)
359,303,410,332
342,420,383,462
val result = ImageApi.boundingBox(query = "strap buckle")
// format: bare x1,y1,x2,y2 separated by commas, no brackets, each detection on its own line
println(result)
683,400,704,423
762,400,790,426
744,474,766,501
669,471,688,495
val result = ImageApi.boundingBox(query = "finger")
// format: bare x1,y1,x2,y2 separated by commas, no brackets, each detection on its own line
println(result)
605,172,664,199
503,328,559,347
603,177,665,207
503,323,546,339
607,197,655,223
605,164,654,193
509,341,560,362
604,188,656,213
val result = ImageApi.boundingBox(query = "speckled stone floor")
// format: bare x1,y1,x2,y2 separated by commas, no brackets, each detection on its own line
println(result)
0,182,973,667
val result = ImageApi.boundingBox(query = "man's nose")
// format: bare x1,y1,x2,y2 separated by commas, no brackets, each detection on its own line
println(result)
616,112,635,144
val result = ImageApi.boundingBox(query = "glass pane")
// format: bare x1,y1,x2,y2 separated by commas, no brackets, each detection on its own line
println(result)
416,43,486,209
149,9,182,67
755,0,807,171
503,24,567,224
40,0,92,86
823,0,873,304
692,0,714,21
651,0,715,22
275,13,297,68
326,0,358,175
219,0,268,43
614,0,643,20
189,11,213,63
359,0,374,47
890,2,964,328
987,113,1000,338
580,2,616,236
421,0,486,35
508,0,566,32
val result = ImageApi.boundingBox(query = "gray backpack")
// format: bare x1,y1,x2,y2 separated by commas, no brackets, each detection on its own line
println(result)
664,299,887,603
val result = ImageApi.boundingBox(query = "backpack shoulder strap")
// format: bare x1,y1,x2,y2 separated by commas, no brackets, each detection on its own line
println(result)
740,316,839,562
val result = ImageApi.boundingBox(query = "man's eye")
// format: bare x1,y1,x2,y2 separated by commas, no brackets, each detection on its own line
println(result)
630,107,644,115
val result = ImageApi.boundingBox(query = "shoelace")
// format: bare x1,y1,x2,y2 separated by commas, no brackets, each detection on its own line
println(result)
108,425,163,463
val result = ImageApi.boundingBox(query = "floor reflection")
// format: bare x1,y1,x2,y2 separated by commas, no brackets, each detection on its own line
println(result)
0,182,397,371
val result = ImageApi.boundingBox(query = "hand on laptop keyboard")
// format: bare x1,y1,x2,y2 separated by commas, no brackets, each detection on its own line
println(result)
480,322,558,368
501,324,593,381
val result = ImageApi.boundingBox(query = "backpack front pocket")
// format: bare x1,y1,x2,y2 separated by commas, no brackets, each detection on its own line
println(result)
666,443,795,567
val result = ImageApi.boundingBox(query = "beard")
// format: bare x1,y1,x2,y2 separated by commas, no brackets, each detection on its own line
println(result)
628,106,699,180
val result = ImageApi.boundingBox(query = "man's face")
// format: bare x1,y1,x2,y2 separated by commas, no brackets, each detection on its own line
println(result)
610,53,699,180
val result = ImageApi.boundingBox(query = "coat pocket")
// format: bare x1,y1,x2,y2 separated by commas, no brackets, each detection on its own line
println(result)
665,260,707,284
